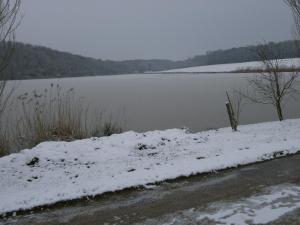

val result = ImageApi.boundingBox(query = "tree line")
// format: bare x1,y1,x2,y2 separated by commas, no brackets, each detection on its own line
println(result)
1,40,300,80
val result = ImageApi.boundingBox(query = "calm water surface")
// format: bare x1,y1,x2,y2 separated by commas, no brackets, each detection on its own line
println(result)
11,73,300,132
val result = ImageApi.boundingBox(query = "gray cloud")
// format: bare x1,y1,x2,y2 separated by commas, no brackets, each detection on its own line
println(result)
16,0,294,60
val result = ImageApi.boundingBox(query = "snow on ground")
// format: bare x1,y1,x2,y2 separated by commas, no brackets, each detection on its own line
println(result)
138,184,300,225
1,119,300,215
161,58,300,73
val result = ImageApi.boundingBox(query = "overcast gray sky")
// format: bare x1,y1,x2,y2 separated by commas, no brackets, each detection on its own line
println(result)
16,0,295,60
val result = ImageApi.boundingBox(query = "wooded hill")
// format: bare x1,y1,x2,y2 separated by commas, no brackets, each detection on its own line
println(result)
2,40,300,79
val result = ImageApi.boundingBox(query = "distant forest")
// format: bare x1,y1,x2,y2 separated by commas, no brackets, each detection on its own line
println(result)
2,40,300,80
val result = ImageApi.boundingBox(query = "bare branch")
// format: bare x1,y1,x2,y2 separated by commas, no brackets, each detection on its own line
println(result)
240,43,299,121
285,0,300,39
0,0,21,119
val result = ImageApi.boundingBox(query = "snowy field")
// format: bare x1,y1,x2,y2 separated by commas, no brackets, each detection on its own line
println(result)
161,58,300,73
1,119,300,215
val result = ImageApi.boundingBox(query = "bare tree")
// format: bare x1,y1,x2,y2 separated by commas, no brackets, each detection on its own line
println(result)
231,1,300,123
0,0,21,118
242,44,299,121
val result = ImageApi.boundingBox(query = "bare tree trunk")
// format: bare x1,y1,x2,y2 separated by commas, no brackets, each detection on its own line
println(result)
276,101,284,121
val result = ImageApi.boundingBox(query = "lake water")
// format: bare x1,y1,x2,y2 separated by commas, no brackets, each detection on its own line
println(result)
10,73,300,132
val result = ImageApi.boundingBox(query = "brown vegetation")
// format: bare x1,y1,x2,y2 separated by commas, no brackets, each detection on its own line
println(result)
0,85,123,156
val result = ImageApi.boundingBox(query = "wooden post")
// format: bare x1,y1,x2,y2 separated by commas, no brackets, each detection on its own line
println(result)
226,102,235,131
226,91,238,131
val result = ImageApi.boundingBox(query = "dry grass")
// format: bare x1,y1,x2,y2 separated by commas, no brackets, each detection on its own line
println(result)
0,110,12,156
0,84,123,155
0,127,10,157
234,66,300,73
102,119,123,136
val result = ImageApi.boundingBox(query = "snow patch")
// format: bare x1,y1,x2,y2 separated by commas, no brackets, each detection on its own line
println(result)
161,58,300,73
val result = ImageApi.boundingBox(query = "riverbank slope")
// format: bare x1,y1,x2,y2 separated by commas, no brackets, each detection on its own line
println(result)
1,119,300,215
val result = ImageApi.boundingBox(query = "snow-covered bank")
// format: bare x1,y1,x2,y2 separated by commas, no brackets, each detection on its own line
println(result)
160,58,300,73
1,119,300,215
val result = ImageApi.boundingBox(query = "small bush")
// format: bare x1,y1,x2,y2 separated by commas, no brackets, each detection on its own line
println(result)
102,119,123,136
0,126,10,157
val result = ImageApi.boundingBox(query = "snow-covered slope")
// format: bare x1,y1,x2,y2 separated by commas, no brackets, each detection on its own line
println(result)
161,58,300,73
1,119,300,215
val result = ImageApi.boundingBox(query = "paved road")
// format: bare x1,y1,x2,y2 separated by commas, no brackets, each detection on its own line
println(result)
1,154,300,225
